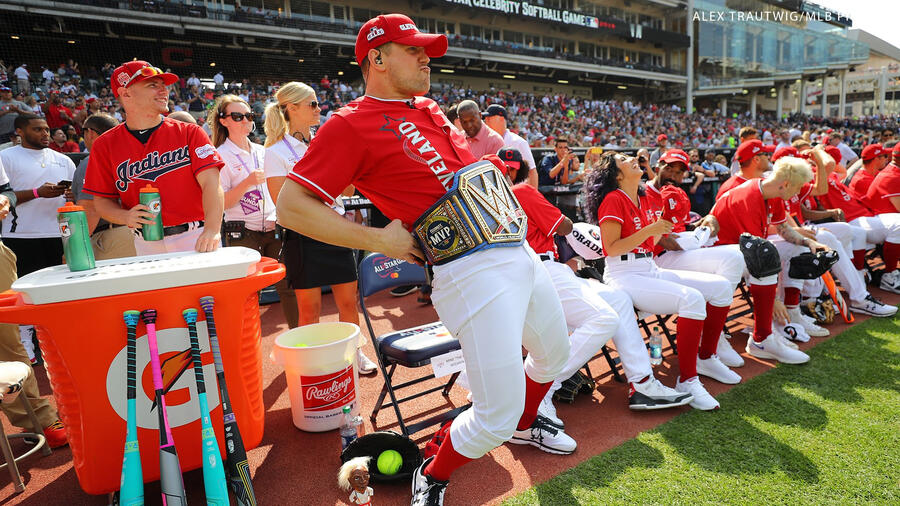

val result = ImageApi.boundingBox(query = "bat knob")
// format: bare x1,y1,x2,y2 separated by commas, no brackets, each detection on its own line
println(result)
182,308,198,324
199,296,215,313
140,309,157,324
123,310,140,327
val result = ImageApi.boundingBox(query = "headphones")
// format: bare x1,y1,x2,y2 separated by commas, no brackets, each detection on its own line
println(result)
374,51,383,65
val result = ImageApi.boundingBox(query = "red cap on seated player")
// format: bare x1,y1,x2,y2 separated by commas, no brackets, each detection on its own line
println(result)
771,146,798,162
824,145,842,165
660,149,689,166
110,61,178,98
860,143,885,161
734,139,775,163
355,14,448,66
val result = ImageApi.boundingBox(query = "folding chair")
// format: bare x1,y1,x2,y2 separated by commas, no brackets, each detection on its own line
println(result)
582,344,626,384
358,253,469,437
636,311,677,354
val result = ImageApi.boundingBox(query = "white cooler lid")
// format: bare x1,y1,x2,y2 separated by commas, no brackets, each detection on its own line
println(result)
12,246,262,304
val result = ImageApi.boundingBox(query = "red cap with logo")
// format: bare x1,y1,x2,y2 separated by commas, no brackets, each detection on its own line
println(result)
771,146,798,162
861,143,886,161
657,134,668,143
660,149,689,166
355,14,448,67
111,61,178,98
735,139,775,163
824,145,843,165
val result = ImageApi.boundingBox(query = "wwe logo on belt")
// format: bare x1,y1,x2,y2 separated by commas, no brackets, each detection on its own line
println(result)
115,146,191,191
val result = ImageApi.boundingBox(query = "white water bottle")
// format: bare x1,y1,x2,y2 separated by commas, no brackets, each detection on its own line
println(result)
649,326,663,366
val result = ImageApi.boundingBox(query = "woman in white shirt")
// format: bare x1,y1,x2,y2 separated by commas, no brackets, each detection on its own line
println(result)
209,94,299,328
263,82,376,374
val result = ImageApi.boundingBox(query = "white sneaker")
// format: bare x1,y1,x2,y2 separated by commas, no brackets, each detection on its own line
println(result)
410,456,448,506
697,355,742,384
746,333,810,364
879,270,900,294
850,294,898,317
538,392,564,430
628,377,693,410
717,333,745,368
788,307,829,337
510,415,577,454
356,349,378,375
675,376,719,411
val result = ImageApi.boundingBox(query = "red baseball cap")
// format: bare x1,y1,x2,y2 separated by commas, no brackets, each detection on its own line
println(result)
355,14,448,67
111,60,178,98
735,139,775,163
894,143,900,157
824,145,842,164
660,149,689,166
861,143,886,161
771,146,798,162
657,134,668,143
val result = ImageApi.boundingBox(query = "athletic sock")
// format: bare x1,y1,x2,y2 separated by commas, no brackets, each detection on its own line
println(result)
675,316,703,380
749,283,777,343
424,432,471,482
516,373,553,431
699,303,730,360
784,287,800,309
852,249,867,270
883,241,900,273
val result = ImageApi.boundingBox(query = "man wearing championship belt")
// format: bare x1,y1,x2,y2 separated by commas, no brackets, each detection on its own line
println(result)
276,14,574,506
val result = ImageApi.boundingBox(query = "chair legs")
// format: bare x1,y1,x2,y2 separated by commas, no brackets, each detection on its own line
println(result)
0,394,52,493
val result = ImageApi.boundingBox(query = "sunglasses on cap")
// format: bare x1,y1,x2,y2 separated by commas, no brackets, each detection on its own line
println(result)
220,111,256,122
123,66,166,88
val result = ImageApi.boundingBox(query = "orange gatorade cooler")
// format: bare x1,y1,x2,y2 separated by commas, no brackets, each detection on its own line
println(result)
0,247,284,495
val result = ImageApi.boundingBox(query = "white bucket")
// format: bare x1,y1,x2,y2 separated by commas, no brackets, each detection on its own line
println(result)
271,322,361,432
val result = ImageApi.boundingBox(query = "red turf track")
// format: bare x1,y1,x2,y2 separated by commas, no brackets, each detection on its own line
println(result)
1,281,896,505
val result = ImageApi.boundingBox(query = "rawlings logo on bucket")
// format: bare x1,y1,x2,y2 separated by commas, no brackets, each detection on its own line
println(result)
301,364,356,412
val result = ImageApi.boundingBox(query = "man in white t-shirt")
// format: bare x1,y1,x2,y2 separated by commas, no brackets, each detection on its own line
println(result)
829,131,859,166
483,104,538,187
41,66,54,86
13,65,29,94
213,71,224,88
186,73,201,89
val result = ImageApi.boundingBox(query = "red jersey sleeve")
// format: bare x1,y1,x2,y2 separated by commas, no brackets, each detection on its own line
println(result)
516,184,564,237
597,192,626,226
768,197,787,225
187,125,224,175
82,134,118,198
287,115,367,206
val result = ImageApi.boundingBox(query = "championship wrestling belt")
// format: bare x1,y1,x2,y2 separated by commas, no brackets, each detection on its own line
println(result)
413,160,527,265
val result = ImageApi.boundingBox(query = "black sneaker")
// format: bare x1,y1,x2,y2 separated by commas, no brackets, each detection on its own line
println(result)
391,285,419,297
411,456,448,506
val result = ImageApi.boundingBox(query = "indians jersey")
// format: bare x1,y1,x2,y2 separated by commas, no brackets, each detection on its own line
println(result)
865,163,900,214
710,179,786,245
288,96,475,227
848,168,875,196
816,171,873,222
512,182,564,259
596,188,657,257
83,118,224,226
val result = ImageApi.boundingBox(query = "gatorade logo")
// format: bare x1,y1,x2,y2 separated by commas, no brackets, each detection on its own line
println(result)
59,220,71,237
301,364,355,412
105,323,220,429
148,199,161,214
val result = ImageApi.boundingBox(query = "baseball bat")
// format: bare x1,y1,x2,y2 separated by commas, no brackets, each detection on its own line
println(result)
182,308,230,505
822,272,854,323
140,309,187,506
199,296,257,506
116,310,144,506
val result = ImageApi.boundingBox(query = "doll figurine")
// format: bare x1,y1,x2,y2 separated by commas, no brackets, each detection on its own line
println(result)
338,456,373,505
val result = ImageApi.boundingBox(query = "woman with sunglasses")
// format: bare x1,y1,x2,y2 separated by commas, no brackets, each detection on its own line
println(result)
581,152,735,411
263,82,377,375
208,94,299,328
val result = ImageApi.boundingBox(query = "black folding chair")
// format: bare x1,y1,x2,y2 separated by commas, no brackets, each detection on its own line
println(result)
358,253,469,436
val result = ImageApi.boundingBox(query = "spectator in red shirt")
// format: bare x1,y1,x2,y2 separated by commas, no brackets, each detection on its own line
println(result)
45,93,73,130
48,127,79,153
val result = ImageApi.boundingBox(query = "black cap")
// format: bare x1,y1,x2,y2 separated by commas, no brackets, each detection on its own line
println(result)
483,104,507,119
497,146,524,171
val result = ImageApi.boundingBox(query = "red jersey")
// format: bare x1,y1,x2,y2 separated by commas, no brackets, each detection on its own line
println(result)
848,168,875,196
596,189,656,257
816,172,872,221
288,96,475,227
865,163,900,214
46,104,72,130
710,179,786,245
512,183,564,259
83,117,223,226
783,182,813,220
716,174,748,199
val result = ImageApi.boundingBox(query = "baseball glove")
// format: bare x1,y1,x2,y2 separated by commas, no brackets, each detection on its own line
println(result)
788,250,840,279
739,233,782,278
340,431,422,483
552,371,593,403
802,297,835,325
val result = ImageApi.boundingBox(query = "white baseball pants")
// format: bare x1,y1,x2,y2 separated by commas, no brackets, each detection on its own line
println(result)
850,213,900,245
654,245,745,290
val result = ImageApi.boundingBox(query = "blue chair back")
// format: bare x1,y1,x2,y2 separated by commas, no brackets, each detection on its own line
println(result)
358,253,428,298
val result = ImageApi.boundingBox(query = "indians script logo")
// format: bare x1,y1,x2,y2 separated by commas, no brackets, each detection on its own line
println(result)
106,324,219,429
116,147,191,191
381,115,454,190
366,26,385,41
373,255,403,279
301,364,356,412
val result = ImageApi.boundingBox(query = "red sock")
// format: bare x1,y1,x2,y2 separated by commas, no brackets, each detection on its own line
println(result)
883,241,900,273
784,287,800,308
852,249,867,270
699,303,730,360
424,431,472,482
675,316,703,380
516,373,553,431
749,283,776,343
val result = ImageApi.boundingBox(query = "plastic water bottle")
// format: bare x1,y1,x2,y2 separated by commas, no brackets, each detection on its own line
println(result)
139,184,164,241
649,326,663,366
57,202,95,271
339,405,363,450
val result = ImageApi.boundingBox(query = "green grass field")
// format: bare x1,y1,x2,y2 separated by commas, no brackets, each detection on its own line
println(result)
506,316,900,505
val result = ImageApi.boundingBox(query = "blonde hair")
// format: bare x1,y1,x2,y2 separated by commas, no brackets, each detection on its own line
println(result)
264,81,315,147
337,456,370,491
208,94,250,147
770,156,813,187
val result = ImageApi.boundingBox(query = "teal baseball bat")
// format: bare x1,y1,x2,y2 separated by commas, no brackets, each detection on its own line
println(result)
116,310,144,506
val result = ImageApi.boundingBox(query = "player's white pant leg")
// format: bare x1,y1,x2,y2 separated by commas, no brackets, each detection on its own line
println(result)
133,228,203,255
653,245,744,290
850,215,888,245
604,259,707,319
432,246,569,459
814,222,853,253
655,267,734,308
543,261,619,387
769,236,807,290
591,279,653,383
814,229,867,301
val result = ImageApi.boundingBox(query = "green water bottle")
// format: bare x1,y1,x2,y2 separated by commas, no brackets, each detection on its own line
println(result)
139,184,164,241
57,202,95,271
